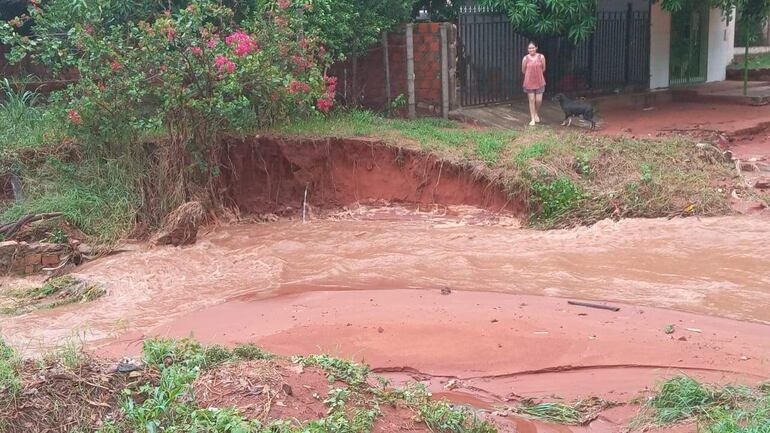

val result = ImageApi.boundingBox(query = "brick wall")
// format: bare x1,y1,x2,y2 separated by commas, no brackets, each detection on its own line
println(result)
331,23,456,116
412,23,442,114
0,241,70,275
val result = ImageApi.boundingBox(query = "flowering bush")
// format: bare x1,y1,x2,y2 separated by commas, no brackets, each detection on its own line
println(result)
1,0,337,217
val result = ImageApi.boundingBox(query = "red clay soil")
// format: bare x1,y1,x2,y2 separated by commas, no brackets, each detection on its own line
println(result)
98,289,770,433
221,136,520,216
100,290,770,405
598,101,770,140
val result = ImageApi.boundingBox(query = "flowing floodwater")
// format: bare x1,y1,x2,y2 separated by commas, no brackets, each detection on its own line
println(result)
2,208,770,354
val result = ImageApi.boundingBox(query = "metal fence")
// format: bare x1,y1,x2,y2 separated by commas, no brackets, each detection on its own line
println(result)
458,5,650,106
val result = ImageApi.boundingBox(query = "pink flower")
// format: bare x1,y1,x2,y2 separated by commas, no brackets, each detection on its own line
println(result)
191,46,203,56
167,29,176,42
226,31,259,57
215,55,236,74
84,24,94,34
288,81,311,94
234,40,258,57
324,75,337,94
278,0,291,8
67,110,83,125
298,37,308,49
316,96,333,113
225,31,249,46
207,38,219,49
110,60,122,72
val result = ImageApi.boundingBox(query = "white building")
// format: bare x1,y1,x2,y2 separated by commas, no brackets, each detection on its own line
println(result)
649,2,735,89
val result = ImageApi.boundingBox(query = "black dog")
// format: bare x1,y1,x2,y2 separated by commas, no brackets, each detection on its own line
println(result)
553,93,596,129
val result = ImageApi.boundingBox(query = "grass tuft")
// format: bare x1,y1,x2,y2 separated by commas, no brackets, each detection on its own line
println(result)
0,337,21,397
297,354,371,386
633,375,770,432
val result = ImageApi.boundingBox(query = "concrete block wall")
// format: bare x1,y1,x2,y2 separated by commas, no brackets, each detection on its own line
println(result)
330,23,456,116
0,241,70,275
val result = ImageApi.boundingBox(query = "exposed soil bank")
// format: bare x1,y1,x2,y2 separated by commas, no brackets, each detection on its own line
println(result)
98,289,770,432
222,135,519,216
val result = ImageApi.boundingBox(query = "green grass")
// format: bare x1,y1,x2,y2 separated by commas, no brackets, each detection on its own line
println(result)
0,78,65,152
518,402,584,424
0,337,21,397
0,156,139,243
119,339,496,433
729,52,770,70
2,336,501,433
633,376,770,432
276,110,518,158
297,353,371,386
0,82,139,243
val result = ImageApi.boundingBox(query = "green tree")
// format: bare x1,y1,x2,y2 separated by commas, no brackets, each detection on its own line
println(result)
302,0,414,60
733,0,770,95
469,0,767,46
478,0,596,43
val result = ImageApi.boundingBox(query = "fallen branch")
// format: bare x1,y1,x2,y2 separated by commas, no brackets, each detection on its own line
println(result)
0,212,64,238
567,300,620,312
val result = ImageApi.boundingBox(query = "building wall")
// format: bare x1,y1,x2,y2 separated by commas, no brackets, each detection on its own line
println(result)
706,7,736,82
649,2,671,89
649,4,736,88
329,22,453,115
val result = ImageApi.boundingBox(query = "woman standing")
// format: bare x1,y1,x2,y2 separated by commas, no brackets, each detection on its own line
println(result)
522,42,546,126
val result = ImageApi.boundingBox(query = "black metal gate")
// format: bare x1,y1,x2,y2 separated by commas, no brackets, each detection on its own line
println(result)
458,4,651,106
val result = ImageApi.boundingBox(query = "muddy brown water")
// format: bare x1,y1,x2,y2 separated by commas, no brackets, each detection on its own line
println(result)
3,209,770,433
3,211,769,352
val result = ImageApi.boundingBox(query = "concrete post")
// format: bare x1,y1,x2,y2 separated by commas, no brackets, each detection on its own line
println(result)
440,24,450,118
406,24,416,119
383,32,392,108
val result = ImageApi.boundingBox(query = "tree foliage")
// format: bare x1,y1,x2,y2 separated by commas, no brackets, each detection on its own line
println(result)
301,0,413,60
0,0,335,221
424,0,770,44
478,0,596,43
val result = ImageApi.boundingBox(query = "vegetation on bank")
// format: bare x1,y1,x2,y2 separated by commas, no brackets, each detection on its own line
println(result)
633,375,770,433
0,276,106,316
1,337,768,433
0,0,741,244
0,336,497,433
730,52,770,70
0,99,739,240
278,111,736,228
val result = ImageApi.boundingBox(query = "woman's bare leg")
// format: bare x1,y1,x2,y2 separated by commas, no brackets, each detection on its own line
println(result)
534,92,543,123
528,93,536,126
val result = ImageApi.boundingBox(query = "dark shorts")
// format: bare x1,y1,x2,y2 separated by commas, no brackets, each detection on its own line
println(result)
523,86,545,95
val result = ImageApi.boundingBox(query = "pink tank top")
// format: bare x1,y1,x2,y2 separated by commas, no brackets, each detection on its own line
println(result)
523,54,546,90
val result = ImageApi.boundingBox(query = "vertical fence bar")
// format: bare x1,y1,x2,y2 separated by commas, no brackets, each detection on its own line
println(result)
624,4,632,87
382,32,391,107
406,24,416,118
440,23,449,118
